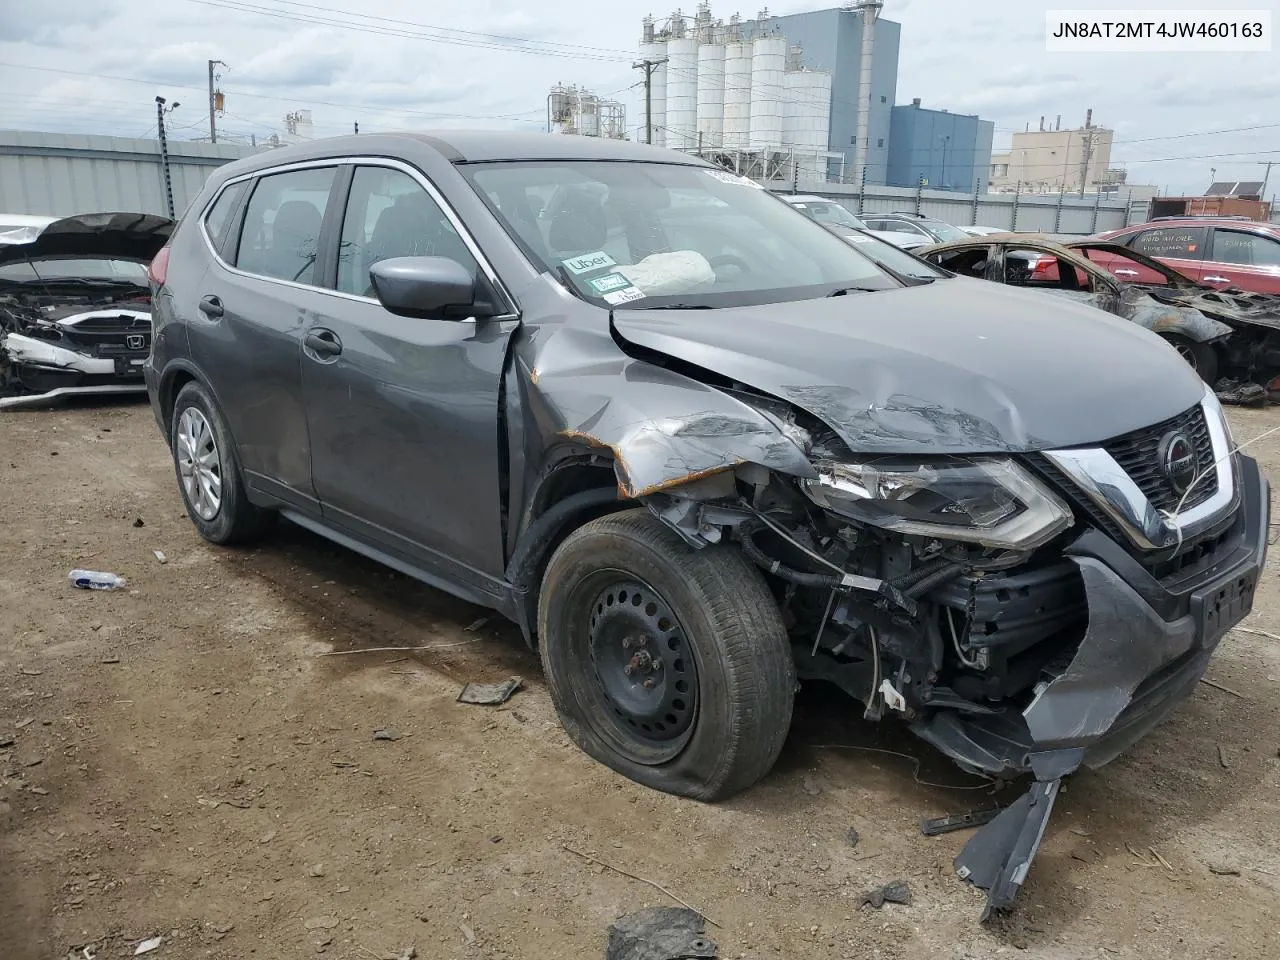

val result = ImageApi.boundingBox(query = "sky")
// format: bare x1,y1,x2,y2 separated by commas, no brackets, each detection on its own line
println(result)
1,0,1277,196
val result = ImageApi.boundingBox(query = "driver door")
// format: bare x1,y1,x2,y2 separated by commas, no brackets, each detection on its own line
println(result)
299,162,520,589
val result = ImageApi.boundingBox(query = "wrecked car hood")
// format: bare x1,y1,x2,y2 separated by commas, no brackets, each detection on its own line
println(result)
612,278,1206,455
0,212,173,266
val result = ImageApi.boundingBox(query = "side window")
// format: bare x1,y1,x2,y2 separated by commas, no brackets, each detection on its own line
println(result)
234,167,336,285
932,247,991,279
1130,227,1207,259
203,181,248,252
337,165,479,297
1212,230,1280,267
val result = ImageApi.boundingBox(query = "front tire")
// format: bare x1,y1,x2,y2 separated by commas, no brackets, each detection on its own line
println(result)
537,508,795,801
1162,334,1219,384
170,381,273,544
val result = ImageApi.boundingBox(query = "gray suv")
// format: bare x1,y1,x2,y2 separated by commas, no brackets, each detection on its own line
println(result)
145,132,1268,919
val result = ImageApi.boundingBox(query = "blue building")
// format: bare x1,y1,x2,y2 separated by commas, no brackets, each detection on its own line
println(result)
742,6,901,183
887,99,994,192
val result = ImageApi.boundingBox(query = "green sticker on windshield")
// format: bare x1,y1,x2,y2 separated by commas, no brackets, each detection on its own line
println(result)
587,272,632,294
562,251,616,274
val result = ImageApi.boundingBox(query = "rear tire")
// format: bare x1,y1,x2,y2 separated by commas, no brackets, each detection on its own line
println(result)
170,381,274,544
537,508,795,801
1162,334,1219,384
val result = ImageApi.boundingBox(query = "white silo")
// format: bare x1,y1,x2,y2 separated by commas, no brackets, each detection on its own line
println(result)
579,92,600,138
722,41,752,149
665,36,699,152
696,40,725,150
637,38,668,146
784,70,832,155
749,35,786,150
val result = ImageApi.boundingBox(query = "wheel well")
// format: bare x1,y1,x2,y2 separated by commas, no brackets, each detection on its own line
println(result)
160,370,196,436
512,462,631,647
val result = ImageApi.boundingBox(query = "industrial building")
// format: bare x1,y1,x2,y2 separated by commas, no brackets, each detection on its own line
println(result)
547,84,627,139
636,3,901,183
989,113,1117,194
886,98,993,192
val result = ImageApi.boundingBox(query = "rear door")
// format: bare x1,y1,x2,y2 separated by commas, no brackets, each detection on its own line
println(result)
299,161,520,589
1126,225,1209,281
192,162,343,511
1203,226,1280,293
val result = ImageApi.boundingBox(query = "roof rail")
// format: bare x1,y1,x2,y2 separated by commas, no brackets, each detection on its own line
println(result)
1149,214,1256,221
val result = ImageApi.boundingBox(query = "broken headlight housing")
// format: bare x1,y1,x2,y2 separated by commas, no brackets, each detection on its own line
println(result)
802,456,1072,551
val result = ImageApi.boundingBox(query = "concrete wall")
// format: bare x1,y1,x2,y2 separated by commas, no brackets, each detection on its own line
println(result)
748,9,899,183
0,131,262,218
887,104,994,192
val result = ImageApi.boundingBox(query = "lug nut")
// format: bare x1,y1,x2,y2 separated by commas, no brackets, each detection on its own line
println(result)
624,665,634,676
651,658,663,671
623,638,633,650
643,678,655,689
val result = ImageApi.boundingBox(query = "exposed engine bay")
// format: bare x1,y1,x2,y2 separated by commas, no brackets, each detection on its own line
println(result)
0,212,172,410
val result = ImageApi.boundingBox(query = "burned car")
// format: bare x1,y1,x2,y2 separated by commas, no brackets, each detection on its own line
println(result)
146,133,1268,919
916,234,1233,382
0,212,173,409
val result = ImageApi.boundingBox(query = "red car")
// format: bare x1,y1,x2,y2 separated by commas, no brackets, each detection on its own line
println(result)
1093,217,1280,294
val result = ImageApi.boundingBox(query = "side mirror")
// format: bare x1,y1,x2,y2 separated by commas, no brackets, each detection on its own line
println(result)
369,256,477,320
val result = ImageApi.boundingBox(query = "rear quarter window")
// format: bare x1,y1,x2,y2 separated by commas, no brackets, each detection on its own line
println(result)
203,180,249,253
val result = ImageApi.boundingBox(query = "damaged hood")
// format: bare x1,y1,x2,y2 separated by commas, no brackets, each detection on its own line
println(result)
0,212,173,267
612,278,1206,455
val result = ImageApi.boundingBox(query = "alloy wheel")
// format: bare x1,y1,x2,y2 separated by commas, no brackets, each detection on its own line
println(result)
176,406,223,520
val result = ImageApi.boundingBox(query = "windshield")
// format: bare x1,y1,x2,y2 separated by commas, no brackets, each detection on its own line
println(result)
465,161,898,308
790,200,866,229
821,225,950,281
919,219,971,243
0,257,149,282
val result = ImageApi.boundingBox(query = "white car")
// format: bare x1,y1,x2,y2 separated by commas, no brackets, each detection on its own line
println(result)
960,224,1014,237
0,211,173,409
782,195,931,250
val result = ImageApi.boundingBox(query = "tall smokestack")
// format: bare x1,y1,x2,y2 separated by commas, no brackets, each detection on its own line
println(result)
1085,108,1092,128
1055,114,1061,131
1039,116,1044,132
851,0,883,185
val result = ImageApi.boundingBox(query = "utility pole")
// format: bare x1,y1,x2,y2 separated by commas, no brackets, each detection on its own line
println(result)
1260,160,1273,199
207,60,226,143
155,96,177,218
632,57,667,145
353,121,359,135
1078,108,1095,199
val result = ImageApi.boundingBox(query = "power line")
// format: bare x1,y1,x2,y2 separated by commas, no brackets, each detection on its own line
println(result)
182,0,633,62
0,60,552,123
232,0,639,58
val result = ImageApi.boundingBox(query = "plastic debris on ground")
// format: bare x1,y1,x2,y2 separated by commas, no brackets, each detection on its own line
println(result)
457,677,523,705
153,550,167,564
68,570,127,591
605,906,718,960
133,936,163,955
1214,378,1269,407
860,879,912,909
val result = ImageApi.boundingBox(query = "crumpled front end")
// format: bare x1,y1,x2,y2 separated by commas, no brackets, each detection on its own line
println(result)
1,302,152,409
633,379,1266,919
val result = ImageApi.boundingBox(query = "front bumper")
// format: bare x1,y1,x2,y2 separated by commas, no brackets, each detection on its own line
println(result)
1,333,148,409
913,452,1269,778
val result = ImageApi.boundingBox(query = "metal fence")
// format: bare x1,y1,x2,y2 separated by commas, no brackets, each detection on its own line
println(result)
766,179,1137,235
0,131,261,219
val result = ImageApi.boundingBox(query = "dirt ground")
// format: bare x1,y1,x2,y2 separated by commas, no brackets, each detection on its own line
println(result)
1,399,1278,960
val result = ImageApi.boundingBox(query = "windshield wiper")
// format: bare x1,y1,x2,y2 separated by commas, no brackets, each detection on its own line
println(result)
826,286,883,297
629,303,716,310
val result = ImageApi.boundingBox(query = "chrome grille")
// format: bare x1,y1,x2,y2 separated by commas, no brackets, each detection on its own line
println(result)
1101,405,1217,512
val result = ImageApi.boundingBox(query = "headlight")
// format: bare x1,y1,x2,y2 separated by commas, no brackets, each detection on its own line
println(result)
801,456,1072,551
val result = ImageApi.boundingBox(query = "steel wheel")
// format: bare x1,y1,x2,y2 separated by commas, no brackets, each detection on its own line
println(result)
585,573,699,764
176,406,222,520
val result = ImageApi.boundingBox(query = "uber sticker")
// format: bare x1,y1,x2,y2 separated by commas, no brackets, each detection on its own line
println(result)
703,169,763,188
602,286,646,306
562,251,616,274
587,272,633,295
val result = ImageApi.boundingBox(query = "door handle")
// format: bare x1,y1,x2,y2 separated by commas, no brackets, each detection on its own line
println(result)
1203,275,1231,284
1113,268,1139,277
198,295,224,318
304,328,343,359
